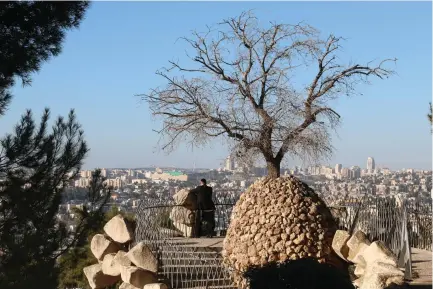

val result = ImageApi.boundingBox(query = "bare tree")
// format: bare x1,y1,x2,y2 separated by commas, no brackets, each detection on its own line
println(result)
143,11,395,178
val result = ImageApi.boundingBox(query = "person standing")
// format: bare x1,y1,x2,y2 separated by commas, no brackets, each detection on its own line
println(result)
190,179,216,237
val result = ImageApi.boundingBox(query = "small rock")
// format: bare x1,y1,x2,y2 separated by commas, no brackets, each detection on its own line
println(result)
104,215,134,244
83,264,119,289
120,266,158,288
90,234,119,261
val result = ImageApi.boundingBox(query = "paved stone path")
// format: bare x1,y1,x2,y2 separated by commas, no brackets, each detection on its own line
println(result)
169,238,432,286
409,248,432,286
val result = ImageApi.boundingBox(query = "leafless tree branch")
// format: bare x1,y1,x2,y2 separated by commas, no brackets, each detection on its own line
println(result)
141,11,395,177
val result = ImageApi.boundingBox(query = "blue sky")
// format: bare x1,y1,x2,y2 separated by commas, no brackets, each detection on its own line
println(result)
2,1,432,170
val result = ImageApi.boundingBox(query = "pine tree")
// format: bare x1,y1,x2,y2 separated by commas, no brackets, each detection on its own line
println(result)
0,109,88,289
0,2,90,289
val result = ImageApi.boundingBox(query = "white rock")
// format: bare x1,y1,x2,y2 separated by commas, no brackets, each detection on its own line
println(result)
173,188,197,210
172,221,193,237
126,242,158,273
119,282,141,289
385,275,404,287
104,214,134,244
169,206,195,226
331,230,350,261
354,264,365,278
353,277,363,288
361,241,398,267
83,264,119,289
90,234,119,261
359,261,404,289
347,230,371,262
102,250,132,276
120,266,157,288
359,272,383,289
144,283,169,289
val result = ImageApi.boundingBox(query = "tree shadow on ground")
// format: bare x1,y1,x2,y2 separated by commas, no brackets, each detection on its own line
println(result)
244,257,355,289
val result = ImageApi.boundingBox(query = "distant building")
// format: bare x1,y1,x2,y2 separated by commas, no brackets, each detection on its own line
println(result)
104,177,123,188
350,166,361,179
80,170,92,178
335,164,342,175
150,168,188,182
341,168,350,179
225,155,236,171
367,157,375,172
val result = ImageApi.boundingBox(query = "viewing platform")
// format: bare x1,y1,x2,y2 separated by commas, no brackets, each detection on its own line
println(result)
134,194,432,289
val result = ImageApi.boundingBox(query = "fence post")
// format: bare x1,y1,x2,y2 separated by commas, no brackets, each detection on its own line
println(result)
398,202,412,280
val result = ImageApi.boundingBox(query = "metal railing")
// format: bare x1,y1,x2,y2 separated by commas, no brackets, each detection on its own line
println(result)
134,191,238,249
134,191,238,289
134,191,432,288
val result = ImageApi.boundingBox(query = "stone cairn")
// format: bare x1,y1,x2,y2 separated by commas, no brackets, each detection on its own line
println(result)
83,214,169,289
222,176,344,288
332,230,405,289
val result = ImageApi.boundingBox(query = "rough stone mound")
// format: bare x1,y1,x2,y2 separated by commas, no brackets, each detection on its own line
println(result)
104,214,134,244
222,176,340,288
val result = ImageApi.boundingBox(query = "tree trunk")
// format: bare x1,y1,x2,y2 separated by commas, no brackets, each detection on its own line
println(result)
266,159,281,178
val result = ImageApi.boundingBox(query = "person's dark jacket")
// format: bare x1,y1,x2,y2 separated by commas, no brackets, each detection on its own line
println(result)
190,185,216,210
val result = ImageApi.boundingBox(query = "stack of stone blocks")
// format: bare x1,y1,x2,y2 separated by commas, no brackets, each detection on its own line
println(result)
332,230,405,289
83,214,169,289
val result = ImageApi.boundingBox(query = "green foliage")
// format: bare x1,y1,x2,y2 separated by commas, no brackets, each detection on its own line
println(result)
0,109,88,289
0,1,89,115
0,2,90,288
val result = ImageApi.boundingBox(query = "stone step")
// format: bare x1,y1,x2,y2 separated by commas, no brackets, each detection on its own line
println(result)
160,264,225,271
159,246,221,253
180,278,233,286
161,258,222,266
176,285,238,289
158,270,233,288
160,250,220,256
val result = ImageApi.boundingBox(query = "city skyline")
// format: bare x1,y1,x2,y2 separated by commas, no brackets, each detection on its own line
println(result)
83,156,429,172
2,2,431,170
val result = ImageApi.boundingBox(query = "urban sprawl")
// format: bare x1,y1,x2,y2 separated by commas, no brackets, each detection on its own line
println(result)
60,156,432,230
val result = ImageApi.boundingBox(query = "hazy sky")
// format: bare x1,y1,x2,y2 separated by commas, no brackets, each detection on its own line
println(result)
2,2,432,170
